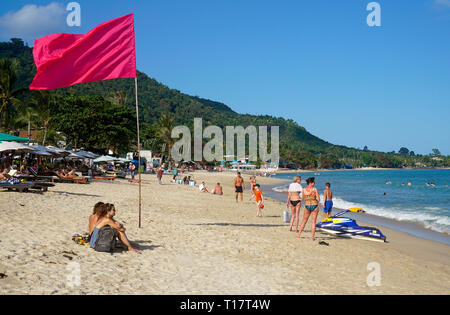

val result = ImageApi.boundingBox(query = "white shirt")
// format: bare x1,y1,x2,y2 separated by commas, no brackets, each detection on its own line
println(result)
199,183,205,191
288,182,302,195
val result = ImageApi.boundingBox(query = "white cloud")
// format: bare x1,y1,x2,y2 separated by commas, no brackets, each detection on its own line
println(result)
0,2,67,44
434,0,450,8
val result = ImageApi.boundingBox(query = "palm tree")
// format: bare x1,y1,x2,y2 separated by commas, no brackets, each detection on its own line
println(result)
157,113,175,161
107,90,128,107
15,100,39,141
0,58,26,131
29,90,52,146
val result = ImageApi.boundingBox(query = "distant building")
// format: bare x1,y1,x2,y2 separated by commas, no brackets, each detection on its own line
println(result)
18,129,39,141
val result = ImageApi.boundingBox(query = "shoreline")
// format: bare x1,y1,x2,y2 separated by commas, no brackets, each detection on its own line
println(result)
1,171,448,294
262,178,450,246
275,167,450,174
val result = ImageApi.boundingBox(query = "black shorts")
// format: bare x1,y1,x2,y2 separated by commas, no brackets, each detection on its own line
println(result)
235,186,243,193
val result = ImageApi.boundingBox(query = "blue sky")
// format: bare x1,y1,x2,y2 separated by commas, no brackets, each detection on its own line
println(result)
1,0,449,155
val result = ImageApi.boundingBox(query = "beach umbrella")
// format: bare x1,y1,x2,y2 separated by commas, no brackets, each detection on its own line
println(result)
0,141,36,153
116,157,131,163
29,144,54,156
31,150,53,156
67,151,87,160
76,150,98,159
28,145,52,156
93,155,117,163
46,146,71,157
0,132,32,143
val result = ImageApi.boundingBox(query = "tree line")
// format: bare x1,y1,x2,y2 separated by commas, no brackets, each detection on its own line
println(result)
0,38,448,167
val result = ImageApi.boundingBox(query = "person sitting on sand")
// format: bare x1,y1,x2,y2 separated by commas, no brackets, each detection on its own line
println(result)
250,184,264,217
199,181,209,193
297,177,320,241
90,203,141,254
212,183,223,195
89,202,105,236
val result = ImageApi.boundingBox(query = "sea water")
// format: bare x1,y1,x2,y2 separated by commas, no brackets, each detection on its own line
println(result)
271,169,450,235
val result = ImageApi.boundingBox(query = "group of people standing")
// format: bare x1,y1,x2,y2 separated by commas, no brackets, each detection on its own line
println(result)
286,175,333,241
233,172,334,239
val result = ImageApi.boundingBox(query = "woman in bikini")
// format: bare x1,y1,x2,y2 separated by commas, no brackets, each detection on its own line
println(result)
297,177,320,241
89,202,105,236
286,175,302,232
89,203,141,253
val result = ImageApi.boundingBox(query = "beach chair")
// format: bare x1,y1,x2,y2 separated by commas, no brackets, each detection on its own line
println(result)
18,167,58,183
30,182,55,192
55,171,89,184
0,181,34,193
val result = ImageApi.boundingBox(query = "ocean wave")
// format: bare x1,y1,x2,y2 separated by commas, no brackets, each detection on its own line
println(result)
331,197,450,234
270,183,450,234
272,185,289,193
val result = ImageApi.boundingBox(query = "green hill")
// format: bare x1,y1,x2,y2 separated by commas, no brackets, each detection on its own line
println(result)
3,38,446,168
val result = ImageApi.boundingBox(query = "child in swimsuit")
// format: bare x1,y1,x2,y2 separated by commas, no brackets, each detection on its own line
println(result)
323,182,333,218
250,184,264,217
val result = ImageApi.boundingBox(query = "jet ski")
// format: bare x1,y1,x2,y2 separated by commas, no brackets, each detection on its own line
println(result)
316,210,387,243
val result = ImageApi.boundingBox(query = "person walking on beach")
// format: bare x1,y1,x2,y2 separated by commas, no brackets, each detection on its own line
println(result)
157,167,163,184
323,182,333,219
297,177,320,241
249,176,256,199
234,172,244,203
250,184,264,217
129,162,136,180
172,167,178,182
287,175,302,232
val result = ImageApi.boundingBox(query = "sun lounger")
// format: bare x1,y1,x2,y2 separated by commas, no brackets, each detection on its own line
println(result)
30,182,55,192
0,182,34,193
92,176,116,181
0,181,55,192
54,171,89,184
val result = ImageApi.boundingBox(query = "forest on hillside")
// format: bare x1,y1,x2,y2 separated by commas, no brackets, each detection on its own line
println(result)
1,39,448,168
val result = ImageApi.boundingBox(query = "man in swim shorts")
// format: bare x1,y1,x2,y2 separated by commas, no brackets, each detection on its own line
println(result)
323,182,333,218
234,172,244,203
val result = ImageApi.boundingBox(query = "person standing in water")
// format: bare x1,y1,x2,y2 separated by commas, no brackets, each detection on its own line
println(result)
297,177,320,241
323,182,333,219
286,175,302,232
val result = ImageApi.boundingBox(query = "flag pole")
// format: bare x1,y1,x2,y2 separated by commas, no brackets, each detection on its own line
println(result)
135,76,142,229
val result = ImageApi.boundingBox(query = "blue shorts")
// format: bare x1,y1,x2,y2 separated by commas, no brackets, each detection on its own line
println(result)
323,201,333,213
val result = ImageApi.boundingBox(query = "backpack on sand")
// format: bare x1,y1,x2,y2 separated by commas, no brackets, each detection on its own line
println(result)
94,226,117,253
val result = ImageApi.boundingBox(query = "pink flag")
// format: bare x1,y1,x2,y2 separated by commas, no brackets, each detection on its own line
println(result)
30,14,136,90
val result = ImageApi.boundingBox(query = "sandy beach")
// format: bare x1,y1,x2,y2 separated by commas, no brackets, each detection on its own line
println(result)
0,171,449,295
